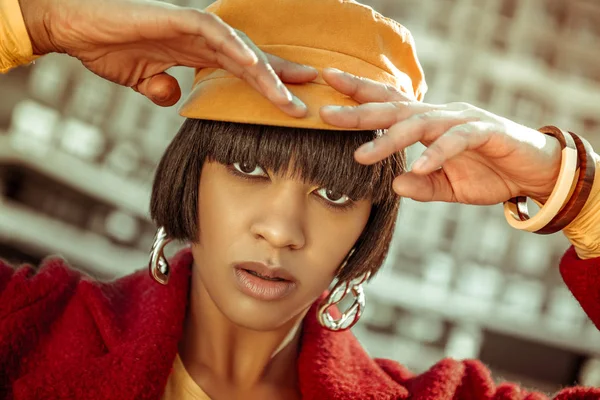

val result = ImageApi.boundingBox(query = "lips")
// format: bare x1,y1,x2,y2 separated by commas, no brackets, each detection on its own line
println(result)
232,261,297,301
235,261,296,282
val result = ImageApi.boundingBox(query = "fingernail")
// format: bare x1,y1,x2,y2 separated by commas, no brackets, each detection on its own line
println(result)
358,141,375,154
326,67,346,74
325,68,350,78
412,156,428,170
279,83,293,102
292,95,307,110
322,105,344,113
241,43,258,64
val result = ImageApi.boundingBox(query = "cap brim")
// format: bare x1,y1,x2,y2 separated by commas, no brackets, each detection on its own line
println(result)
178,75,361,131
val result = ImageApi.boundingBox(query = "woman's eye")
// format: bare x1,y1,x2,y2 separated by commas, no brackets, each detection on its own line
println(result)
316,188,351,205
232,162,267,177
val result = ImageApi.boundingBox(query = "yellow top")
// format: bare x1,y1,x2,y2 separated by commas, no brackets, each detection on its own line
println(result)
562,153,600,258
0,0,36,73
162,354,212,400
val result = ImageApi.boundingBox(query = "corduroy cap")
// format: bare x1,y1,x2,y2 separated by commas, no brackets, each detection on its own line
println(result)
178,0,427,130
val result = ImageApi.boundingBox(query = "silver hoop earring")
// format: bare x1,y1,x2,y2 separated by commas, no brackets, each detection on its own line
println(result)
149,227,173,285
317,270,371,332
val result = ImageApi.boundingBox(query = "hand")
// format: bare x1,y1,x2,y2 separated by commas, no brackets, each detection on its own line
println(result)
319,68,563,206
18,0,317,112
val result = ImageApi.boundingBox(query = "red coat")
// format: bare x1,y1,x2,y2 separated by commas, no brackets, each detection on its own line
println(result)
1,247,599,399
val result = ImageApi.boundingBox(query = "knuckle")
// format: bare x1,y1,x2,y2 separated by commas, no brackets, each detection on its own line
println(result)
449,126,471,138
431,175,448,201
383,84,402,99
354,112,363,127
387,129,406,148
207,12,222,24
384,83,399,92
453,130,475,139
352,75,366,88
383,84,403,101
188,8,204,17
223,28,239,43
415,109,444,120
234,29,248,39
391,101,410,109
425,143,446,160
263,62,277,76
448,101,471,111
197,10,219,25
240,69,254,84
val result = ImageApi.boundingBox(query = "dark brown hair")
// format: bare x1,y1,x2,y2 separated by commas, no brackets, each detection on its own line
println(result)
150,119,405,282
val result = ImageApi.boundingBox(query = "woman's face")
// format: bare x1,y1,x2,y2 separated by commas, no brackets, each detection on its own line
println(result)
191,159,372,331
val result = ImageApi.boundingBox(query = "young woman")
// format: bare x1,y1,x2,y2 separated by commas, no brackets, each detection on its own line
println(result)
2,0,600,399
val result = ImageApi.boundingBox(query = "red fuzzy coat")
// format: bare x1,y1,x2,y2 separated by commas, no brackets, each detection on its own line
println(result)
1,247,599,399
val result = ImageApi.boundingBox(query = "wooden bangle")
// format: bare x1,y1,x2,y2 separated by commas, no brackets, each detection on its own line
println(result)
534,131,595,234
503,126,578,232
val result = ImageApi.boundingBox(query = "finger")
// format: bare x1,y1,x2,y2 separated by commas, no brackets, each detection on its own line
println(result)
175,9,259,67
133,72,182,107
320,101,441,130
412,121,494,174
217,52,308,117
392,170,457,203
354,110,472,165
322,68,413,103
233,36,297,105
267,54,319,83
180,23,293,105
165,9,305,114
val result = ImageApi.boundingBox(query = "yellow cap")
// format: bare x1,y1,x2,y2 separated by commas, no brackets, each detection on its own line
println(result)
178,0,427,130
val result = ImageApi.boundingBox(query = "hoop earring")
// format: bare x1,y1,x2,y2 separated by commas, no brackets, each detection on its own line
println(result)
149,227,173,285
317,269,371,332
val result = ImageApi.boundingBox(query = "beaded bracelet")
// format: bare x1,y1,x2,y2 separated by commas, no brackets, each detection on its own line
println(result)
503,126,578,232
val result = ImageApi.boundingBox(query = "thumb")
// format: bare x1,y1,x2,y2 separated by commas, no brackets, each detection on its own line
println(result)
393,169,456,203
133,72,182,107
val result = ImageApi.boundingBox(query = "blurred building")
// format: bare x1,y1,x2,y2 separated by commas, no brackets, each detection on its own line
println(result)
0,0,599,394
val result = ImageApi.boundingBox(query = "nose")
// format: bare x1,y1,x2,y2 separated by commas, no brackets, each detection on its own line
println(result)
250,185,306,250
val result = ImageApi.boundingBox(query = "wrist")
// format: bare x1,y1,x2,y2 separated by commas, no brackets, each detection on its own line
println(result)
525,135,563,205
18,0,56,55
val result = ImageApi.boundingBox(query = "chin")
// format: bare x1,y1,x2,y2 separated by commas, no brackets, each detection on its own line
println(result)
219,291,312,332
221,295,305,331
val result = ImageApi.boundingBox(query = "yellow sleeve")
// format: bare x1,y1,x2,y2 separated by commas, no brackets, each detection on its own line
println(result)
0,0,37,73
562,152,600,259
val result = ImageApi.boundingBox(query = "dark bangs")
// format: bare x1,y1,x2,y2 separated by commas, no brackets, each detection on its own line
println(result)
193,119,390,203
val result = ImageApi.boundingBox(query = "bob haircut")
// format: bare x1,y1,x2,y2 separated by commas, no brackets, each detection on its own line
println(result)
150,119,405,282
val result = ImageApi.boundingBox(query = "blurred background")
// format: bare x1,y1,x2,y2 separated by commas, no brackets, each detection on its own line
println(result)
1,0,599,394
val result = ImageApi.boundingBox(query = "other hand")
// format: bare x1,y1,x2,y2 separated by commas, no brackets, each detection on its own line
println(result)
19,0,317,111
320,68,563,206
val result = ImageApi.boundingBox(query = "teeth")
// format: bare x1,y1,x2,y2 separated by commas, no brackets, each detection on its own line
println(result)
246,269,284,281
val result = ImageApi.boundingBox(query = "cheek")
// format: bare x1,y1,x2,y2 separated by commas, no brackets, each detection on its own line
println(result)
196,172,249,259
301,205,371,281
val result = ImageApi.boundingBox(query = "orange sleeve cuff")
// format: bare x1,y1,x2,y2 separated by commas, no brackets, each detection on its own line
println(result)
0,0,37,73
